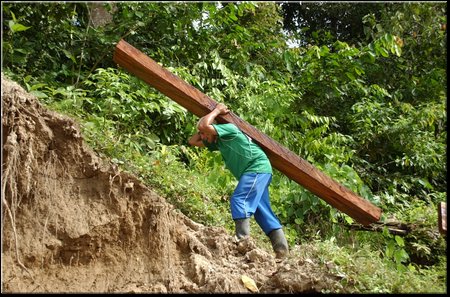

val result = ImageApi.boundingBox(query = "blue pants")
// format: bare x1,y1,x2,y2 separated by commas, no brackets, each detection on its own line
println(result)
231,173,282,235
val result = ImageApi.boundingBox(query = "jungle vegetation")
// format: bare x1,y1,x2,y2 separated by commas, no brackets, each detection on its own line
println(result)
2,2,447,293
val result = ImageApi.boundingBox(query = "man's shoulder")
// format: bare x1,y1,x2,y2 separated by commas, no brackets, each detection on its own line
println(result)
213,123,241,138
214,123,236,127
213,123,238,131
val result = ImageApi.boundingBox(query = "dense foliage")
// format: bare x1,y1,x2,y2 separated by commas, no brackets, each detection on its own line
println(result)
280,2,385,45
2,2,446,293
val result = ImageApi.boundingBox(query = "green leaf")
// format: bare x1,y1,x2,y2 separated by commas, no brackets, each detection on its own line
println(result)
229,11,238,21
344,215,354,224
418,179,433,190
345,72,356,80
294,218,303,225
394,249,409,264
63,49,76,63
379,47,389,57
394,235,404,247
386,240,395,258
30,90,48,98
9,21,31,33
363,51,376,63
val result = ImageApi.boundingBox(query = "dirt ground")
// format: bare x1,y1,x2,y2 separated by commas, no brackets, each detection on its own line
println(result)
1,74,344,293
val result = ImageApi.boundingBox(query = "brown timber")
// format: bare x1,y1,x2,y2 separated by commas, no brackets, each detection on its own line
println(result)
113,39,382,225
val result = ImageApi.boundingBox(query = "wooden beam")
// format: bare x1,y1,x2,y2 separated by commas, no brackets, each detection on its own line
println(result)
113,39,382,226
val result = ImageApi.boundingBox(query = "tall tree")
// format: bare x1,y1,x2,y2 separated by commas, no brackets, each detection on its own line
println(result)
279,2,384,46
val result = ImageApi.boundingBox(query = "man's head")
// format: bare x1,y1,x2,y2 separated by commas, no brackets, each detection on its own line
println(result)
198,130,216,143
197,119,217,143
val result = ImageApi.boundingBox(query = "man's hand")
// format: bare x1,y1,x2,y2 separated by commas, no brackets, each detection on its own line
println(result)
196,102,229,136
215,103,229,115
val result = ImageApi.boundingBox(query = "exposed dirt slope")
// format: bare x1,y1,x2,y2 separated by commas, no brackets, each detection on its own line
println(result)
1,74,343,293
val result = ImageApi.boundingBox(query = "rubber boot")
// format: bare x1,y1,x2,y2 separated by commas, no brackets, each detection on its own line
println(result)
268,228,289,259
234,218,250,240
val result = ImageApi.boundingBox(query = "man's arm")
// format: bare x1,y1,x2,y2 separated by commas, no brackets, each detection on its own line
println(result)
197,103,229,134
188,103,229,147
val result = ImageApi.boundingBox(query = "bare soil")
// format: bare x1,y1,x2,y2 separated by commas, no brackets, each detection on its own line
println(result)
1,74,343,293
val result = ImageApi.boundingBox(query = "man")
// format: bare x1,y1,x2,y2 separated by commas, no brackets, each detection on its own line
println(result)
188,103,289,259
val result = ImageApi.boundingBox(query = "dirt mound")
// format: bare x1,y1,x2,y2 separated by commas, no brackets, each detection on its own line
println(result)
1,74,342,293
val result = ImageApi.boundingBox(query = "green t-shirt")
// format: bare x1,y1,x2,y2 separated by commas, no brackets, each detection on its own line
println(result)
203,123,272,179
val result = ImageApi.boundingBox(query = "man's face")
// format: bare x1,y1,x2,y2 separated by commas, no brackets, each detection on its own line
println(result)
199,131,217,143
